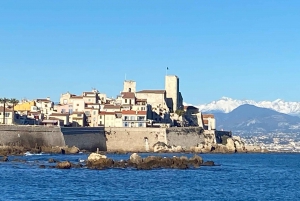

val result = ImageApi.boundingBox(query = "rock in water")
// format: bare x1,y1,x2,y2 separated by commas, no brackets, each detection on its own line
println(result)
130,153,142,164
48,158,57,163
87,153,107,162
202,161,215,166
1,156,8,162
66,146,80,154
56,161,72,169
189,154,203,166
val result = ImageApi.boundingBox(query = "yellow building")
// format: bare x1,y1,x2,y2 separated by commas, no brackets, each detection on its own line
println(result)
14,101,36,112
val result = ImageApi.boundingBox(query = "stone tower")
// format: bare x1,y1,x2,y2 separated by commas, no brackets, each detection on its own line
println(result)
123,80,136,92
165,75,179,112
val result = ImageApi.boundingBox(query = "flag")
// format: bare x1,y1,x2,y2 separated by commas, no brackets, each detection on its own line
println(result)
167,67,169,70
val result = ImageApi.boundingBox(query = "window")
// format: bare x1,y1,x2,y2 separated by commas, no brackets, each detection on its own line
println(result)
125,99,128,103
88,99,91,102
5,113,10,117
69,109,73,114
124,122,128,127
45,104,48,107
100,121,102,125
93,111,96,115
138,123,143,127
77,104,79,106
124,116,128,120
93,118,95,121
62,109,65,113
77,114,81,117
100,115,102,119
130,116,135,120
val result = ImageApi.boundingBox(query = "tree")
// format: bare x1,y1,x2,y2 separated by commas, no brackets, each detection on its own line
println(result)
9,98,19,110
175,109,185,117
9,98,19,124
0,98,10,124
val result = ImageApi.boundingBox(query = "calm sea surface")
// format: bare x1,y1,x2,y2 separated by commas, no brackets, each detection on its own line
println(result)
0,153,299,201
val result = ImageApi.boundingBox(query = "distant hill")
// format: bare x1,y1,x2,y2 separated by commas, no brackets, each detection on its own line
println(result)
208,104,300,134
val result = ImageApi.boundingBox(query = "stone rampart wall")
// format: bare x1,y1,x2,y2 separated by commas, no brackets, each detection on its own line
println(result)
62,127,106,151
0,125,65,147
104,127,166,152
0,125,218,152
166,127,216,149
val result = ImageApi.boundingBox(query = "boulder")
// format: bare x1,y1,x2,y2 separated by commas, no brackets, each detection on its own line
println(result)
130,153,142,164
189,154,203,167
56,161,72,169
66,146,80,154
225,138,236,153
153,142,171,153
87,153,107,162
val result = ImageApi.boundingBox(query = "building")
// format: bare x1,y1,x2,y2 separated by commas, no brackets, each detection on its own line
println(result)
0,107,15,124
35,98,54,116
122,110,147,127
123,80,136,93
165,75,183,112
49,113,70,126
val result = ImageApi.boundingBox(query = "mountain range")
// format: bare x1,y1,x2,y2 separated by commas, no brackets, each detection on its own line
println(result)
194,97,300,116
184,97,300,135
211,104,300,134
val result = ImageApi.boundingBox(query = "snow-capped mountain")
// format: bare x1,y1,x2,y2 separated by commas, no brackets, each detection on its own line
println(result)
190,97,300,116
213,104,300,135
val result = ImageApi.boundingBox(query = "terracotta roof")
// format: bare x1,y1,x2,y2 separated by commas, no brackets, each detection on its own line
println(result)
36,99,51,103
122,110,147,115
72,111,84,114
70,96,83,99
49,117,61,120
0,107,13,112
99,112,116,115
203,119,209,124
136,90,166,94
121,92,135,99
50,113,69,116
104,105,121,109
203,114,214,118
136,99,147,102
72,117,83,120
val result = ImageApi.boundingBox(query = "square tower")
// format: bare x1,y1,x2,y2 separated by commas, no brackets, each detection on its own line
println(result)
165,75,179,112
123,80,136,92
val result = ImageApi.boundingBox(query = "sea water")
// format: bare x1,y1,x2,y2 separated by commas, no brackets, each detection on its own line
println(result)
0,153,299,201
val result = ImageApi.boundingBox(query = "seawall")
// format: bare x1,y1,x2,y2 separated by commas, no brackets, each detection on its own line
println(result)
0,125,219,152
0,125,65,147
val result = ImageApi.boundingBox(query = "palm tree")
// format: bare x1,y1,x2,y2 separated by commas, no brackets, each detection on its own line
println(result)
9,98,19,125
0,98,10,124
9,98,19,110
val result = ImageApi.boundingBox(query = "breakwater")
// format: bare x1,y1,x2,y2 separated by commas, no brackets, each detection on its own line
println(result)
0,125,219,152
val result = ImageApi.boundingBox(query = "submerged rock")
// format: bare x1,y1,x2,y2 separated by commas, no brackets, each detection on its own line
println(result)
48,158,57,163
56,161,72,169
1,156,8,162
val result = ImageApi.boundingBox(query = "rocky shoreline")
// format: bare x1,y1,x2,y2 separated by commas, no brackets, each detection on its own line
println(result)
0,152,216,170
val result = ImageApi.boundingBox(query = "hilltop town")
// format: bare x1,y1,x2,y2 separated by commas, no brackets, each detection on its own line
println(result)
0,75,216,131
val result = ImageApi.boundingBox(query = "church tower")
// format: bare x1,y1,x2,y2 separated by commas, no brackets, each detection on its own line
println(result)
123,80,136,92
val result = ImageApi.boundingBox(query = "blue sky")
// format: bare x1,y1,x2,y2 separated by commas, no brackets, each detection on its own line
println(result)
1,1,299,105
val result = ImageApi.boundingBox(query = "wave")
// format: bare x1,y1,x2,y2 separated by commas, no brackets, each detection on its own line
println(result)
24,151,50,156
